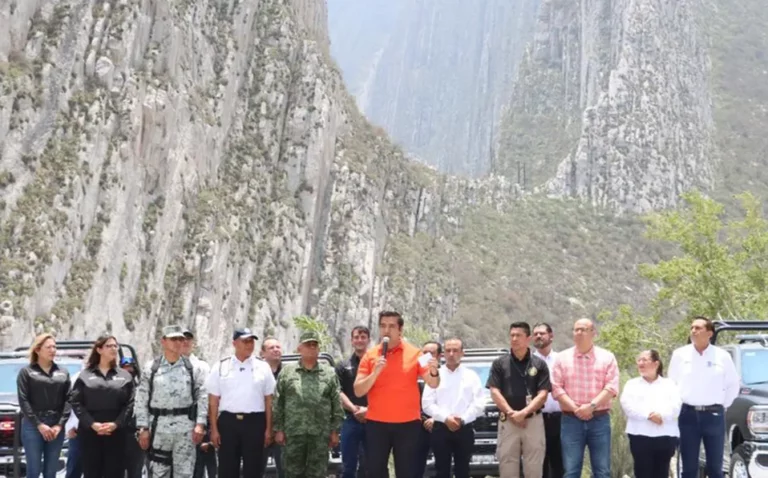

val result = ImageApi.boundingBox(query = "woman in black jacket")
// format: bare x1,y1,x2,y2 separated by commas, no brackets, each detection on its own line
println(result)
16,333,71,478
69,335,134,477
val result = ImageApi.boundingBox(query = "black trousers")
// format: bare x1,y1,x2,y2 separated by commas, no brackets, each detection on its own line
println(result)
430,423,474,478
366,420,421,478
124,429,145,478
542,412,564,478
218,411,266,478
79,426,126,478
628,434,678,478
193,445,217,478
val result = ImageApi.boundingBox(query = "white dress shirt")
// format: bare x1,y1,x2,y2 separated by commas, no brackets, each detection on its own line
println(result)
205,355,276,414
668,343,740,408
422,364,485,424
533,349,561,413
620,376,681,437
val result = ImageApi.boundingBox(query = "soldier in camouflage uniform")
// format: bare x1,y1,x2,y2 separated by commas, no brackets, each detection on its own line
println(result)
135,325,209,478
273,330,344,478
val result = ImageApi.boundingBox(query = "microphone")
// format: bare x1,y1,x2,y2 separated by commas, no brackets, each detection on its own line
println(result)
382,337,390,356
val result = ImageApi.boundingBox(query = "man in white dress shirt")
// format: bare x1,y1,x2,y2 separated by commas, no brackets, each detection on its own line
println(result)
422,338,485,478
668,316,740,478
532,323,563,478
206,327,277,478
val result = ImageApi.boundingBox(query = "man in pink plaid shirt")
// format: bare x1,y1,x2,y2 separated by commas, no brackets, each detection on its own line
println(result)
551,318,620,478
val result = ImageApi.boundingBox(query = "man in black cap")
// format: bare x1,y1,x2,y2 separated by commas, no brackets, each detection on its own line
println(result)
206,328,276,478
182,329,217,478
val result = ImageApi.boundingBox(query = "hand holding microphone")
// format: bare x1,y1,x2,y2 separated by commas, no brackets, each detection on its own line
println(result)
374,337,389,375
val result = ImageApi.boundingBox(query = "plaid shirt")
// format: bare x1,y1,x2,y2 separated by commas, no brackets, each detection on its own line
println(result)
551,345,620,411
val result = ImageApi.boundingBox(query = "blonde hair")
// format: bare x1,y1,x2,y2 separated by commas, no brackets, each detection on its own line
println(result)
28,334,56,364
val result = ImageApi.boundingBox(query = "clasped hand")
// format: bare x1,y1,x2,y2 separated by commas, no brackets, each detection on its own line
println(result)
647,412,663,425
91,422,117,435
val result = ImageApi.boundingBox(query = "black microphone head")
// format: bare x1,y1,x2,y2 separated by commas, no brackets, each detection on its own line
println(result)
382,337,390,355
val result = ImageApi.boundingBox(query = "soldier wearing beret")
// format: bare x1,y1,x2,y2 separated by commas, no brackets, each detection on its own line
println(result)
272,330,344,478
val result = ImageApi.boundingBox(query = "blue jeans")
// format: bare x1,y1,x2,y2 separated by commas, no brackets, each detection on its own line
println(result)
341,416,367,478
21,417,65,478
65,433,83,478
560,413,611,478
679,405,725,478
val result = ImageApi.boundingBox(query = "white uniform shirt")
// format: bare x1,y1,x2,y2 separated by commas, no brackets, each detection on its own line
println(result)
533,349,561,413
205,355,276,413
668,343,740,408
620,376,681,437
422,364,485,424
189,353,211,377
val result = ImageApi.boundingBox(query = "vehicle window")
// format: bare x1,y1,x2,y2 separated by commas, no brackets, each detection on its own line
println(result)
0,362,82,394
463,363,491,397
740,349,768,386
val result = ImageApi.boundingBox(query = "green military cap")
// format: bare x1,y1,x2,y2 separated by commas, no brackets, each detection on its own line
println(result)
162,324,186,339
299,330,320,344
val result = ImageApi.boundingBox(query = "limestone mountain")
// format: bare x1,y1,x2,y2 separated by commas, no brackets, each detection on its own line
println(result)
0,0,665,361
327,0,540,176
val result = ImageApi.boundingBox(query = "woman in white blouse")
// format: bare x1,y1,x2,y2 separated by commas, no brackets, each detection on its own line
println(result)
620,349,682,478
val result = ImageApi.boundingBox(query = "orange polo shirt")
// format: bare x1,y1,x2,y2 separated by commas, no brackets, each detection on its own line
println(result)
358,341,429,423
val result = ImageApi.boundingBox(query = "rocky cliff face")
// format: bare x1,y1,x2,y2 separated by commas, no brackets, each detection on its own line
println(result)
496,0,716,213
327,0,540,176
0,0,528,359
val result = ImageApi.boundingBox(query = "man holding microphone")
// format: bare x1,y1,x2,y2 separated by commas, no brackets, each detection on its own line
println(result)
354,311,441,478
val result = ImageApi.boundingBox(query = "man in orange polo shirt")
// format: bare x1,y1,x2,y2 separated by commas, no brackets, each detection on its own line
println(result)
354,311,440,478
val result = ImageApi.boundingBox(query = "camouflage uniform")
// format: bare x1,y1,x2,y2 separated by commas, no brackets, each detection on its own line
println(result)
273,331,344,478
134,325,209,478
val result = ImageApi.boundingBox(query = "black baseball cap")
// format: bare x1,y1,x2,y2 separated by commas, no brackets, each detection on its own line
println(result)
233,327,258,341
182,327,194,339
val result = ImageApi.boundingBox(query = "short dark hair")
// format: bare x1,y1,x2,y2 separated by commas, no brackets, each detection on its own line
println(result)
647,349,664,376
378,311,404,329
351,325,370,338
422,340,442,355
692,316,714,332
444,337,464,350
509,322,531,336
532,323,552,334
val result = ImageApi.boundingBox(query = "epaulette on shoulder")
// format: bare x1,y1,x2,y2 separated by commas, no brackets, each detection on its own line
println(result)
219,356,231,362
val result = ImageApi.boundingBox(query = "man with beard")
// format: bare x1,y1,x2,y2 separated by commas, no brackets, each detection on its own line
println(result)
532,323,563,478
336,326,372,478
260,337,284,478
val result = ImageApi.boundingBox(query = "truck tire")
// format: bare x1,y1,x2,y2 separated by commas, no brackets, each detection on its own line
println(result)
729,444,751,478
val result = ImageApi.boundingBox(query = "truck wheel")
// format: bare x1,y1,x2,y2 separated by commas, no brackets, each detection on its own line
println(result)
730,445,751,478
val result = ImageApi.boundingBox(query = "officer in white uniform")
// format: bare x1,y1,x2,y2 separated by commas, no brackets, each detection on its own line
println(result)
668,316,739,478
206,328,276,478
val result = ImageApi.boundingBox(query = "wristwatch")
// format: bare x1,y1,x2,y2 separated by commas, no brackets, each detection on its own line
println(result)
429,370,439,377
589,402,597,410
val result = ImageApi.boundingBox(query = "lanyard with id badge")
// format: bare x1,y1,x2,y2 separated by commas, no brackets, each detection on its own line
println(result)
500,354,537,422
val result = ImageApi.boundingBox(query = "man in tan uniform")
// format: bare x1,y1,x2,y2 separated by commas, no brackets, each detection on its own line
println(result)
486,321,551,478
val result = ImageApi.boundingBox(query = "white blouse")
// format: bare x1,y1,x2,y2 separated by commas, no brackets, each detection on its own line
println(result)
620,376,681,438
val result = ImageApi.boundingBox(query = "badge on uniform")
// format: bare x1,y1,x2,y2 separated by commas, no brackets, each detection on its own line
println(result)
528,367,537,377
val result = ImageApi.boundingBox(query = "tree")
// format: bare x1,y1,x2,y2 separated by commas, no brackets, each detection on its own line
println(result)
292,315,333,352
640,190,768,321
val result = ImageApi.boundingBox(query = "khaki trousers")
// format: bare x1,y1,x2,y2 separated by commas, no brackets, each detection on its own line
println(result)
496,413,546,478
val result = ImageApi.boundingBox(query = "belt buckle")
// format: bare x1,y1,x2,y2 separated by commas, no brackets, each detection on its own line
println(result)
236,414,244,420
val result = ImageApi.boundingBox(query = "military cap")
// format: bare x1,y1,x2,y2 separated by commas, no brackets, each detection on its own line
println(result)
233,327,258,341
299,330,320,344
162,324,186,339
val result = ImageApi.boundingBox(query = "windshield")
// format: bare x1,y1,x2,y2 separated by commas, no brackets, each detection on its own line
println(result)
741,349,768,386
464,363,491,397
0,362,83,395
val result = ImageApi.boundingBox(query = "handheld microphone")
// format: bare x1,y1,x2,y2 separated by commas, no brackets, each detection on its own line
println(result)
382,337,390,356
